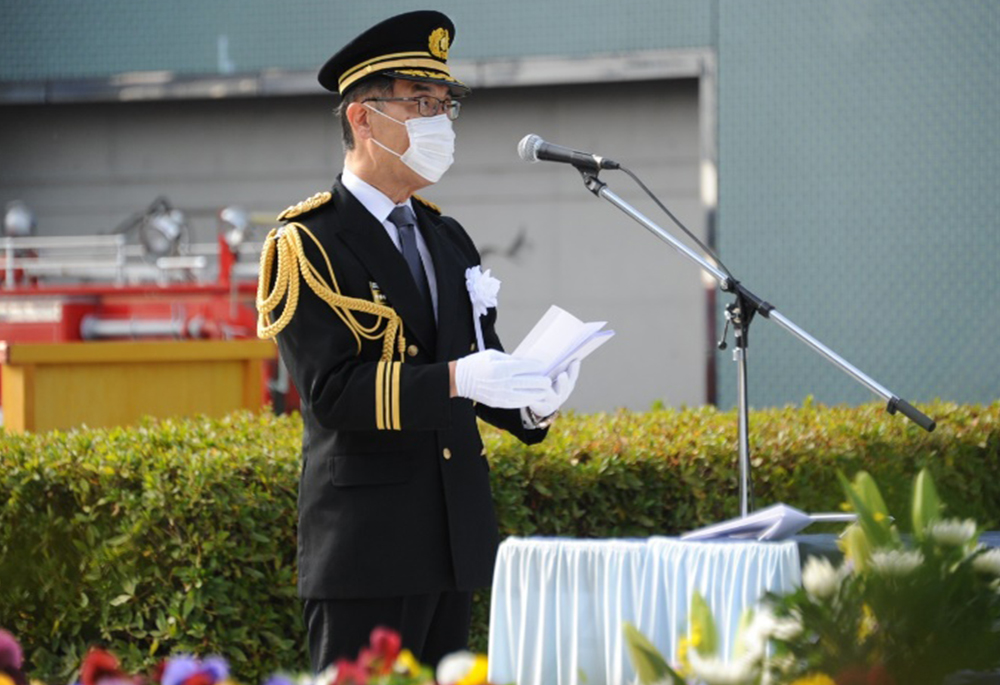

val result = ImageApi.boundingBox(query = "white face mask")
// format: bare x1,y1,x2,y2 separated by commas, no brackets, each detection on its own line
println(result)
365,104,456,183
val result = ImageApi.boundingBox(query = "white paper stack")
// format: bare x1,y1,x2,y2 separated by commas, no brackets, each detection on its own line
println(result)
512,305,614,378
681,503,857,542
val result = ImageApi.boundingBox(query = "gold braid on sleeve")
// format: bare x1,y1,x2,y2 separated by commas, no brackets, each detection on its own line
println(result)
256,222,406,362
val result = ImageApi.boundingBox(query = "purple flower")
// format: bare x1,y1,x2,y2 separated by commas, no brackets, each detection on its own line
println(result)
162,656,200,685
0,630,22,672
161,655,229,685
200,657,229,683
262,675,294,685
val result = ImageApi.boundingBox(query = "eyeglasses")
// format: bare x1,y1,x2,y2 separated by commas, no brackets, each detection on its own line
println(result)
363,96,462,121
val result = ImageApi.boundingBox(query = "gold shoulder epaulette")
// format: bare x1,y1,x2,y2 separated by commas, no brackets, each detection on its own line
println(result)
256,220,406,362
277,191,333,222
412,194,441,215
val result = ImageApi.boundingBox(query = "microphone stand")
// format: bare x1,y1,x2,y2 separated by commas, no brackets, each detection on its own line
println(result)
575,167,935,518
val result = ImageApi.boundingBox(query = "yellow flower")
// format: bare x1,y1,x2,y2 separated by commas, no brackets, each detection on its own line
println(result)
456,655,489,685
395,649,421,677
437,652,488,685
840,524,872,572
675,635,692,678
0,674,16,685
689,624,702,648
789,674,836,685
858,603,877,643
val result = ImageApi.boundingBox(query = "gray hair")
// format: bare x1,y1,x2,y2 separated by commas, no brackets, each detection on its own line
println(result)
336,76,395,152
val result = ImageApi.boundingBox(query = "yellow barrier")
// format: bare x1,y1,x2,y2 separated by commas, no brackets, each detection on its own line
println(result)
0,340,277,433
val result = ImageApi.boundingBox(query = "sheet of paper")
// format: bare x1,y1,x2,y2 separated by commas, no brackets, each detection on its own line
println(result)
512,305,614,377
546,329,615,377
681,503,857,542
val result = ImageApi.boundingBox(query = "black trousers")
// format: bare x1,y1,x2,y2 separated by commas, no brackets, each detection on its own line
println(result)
303,591,473,673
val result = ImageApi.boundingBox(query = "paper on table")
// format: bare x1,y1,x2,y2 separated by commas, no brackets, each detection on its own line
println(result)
512,305,614,377
680,503,857,542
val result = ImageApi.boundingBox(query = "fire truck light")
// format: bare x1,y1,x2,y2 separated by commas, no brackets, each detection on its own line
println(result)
4,200,36,237
141,209,185,257
220,206,250,248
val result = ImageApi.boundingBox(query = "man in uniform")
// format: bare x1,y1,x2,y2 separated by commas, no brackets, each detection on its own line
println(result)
255,10,581,673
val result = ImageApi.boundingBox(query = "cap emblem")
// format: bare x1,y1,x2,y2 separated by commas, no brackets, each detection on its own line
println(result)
429,27,450,60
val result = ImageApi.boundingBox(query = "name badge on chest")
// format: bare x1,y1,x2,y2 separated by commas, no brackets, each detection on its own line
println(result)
369,281,390,306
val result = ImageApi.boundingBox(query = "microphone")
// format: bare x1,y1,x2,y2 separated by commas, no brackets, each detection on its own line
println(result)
517,134,620,170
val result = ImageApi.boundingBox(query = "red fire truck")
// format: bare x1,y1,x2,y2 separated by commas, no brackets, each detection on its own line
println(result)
0,198,298,416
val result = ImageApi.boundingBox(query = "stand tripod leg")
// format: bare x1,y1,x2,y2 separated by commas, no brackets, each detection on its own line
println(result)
725,296,755,518
735,346,751,517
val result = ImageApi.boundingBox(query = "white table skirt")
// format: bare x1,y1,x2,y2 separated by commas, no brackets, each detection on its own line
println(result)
487,536,802,685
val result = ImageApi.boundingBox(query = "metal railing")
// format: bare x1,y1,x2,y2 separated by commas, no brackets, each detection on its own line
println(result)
1,235,263,290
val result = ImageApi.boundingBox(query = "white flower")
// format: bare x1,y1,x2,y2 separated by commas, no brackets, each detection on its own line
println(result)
742,606,802,651
870,549,924,577
465,266,500,351
465,266,500,318
972,548,1000,576
310,663,338,685
687,649,760,685
927,518,977,547
801,556,840,601
763,654,797,677
436,650,476,685
747,608,802,640
771,615,803,641
741,607,776,659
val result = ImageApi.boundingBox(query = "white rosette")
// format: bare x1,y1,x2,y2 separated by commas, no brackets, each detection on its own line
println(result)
465,266,500,352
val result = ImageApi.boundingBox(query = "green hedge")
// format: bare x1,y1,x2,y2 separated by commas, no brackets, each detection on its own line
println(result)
1,401,998,683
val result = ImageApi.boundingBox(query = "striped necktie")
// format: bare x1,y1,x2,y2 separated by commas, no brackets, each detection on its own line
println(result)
388,205,433,313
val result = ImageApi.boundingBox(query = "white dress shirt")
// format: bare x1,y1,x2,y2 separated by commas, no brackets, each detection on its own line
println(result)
342,168,439,320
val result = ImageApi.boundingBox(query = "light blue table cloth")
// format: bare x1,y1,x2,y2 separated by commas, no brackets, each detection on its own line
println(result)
487,536,802,685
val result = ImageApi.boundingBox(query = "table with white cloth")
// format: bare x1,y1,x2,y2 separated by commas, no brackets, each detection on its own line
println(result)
487,536,803,685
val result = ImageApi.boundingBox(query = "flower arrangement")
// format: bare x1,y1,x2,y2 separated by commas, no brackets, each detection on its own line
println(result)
301,627,490,685
624,469,1000,685
0,629,490,685
764,469,1000,685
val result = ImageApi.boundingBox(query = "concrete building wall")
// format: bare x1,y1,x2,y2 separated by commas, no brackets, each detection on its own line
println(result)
2,96,337,236
0,78,707,412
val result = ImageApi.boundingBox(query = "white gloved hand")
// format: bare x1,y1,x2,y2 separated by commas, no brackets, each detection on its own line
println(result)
455,349,554,409
528,359,581,418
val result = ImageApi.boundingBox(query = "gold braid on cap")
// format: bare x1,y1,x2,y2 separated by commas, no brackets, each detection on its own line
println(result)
256,222,406,363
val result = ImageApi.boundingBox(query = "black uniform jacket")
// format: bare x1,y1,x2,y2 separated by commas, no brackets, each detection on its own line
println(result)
272,179,546,599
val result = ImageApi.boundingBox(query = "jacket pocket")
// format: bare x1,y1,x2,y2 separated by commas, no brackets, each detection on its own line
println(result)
329,453,413,487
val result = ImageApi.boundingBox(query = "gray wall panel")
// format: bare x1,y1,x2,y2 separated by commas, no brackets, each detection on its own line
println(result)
716,0,1000,408
430,80,707,411
1,1,712,82
0,97,339,235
